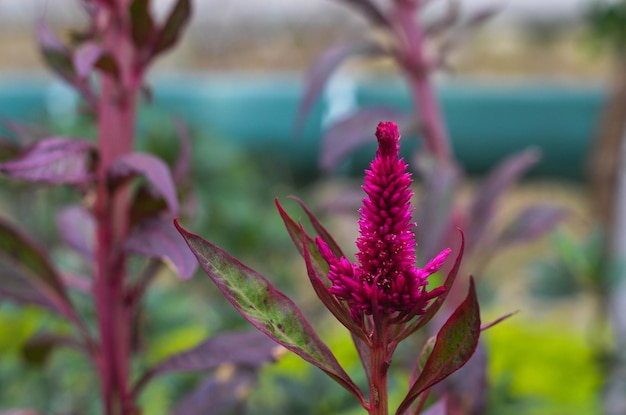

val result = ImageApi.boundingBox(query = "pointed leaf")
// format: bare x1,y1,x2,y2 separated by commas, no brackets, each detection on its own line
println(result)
21,332,83,367
57,205,95,261
172,366,259,415
152,0,192,57
481,311,517,331
37,20,76,82
396,278,480,415
108,152,179,215
0,218,75,320
149,330,279,376
129,0,155,49
398,231,465,341
0,137,96,185
466,148,541,248
289,196,344,257
275,200,366,341
73,41,104,78
320,108,412,171
496,205,566,247
175,220,366,406
126,218,197,279
295,41,387,136
336,0,391,27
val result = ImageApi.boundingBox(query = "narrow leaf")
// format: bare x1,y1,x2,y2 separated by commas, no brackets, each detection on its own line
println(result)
129,0,155,49
294,41,387,136
73,41,104,78
276,199,366,340
175,220,366,406
0,137,96,185
150,330,279,376
172,366,259,415
57,205,95,261
396,278,481,415
336,0,391,27
108,152,179,215
21,332,83,367
152,0,192,57
37,20,76,82
288,196,344,257
126,218,197,279
0,218,76,320
481,311,518,331
466,148,541,248
320,108,412,171
496,205,566,247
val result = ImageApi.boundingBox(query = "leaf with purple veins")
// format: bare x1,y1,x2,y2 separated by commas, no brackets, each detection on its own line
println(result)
0,137,96,185
126,218,197,279
175,220,367,407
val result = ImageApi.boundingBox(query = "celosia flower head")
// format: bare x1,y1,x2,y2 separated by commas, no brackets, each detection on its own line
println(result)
317,121,450,319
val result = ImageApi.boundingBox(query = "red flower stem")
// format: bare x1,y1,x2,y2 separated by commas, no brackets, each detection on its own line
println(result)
394,0,452,164
93,4,141,415
369,322,390,415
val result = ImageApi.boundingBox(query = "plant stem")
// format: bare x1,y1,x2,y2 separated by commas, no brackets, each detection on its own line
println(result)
93,4,140,414
394,0,452,164
369,334,389,415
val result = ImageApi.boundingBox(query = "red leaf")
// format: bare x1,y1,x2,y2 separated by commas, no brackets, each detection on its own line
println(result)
126,218,197,279
396,278,481,415
108,152,179,216
0,137,96,185
275,198,367,341
294,41,387,136
175,220,366,407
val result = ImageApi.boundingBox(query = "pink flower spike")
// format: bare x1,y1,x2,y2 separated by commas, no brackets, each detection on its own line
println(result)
318,121,450,319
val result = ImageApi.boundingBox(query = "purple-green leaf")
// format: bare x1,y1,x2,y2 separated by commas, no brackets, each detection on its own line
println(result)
108,152,179,216
336,0,391,27
275,199,366,341
175,220,366,406
0,218,76,320
133,330,279,396
321,108,412,172
73,41,104,78
37,20,76,82
295,41,387,136
21,332,83,367
172,366,259,415
152,0,192,57
496,205,566,247
466,148,541,249
0,137,96,185
126,218,197,279
129,0,155,50
57,205,95,261
395,278,480,415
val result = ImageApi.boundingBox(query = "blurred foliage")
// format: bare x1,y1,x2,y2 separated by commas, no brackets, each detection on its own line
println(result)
588,1,626,52
485,319,602,415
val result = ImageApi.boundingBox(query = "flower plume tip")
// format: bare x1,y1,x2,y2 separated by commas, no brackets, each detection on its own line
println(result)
375,121,400,158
